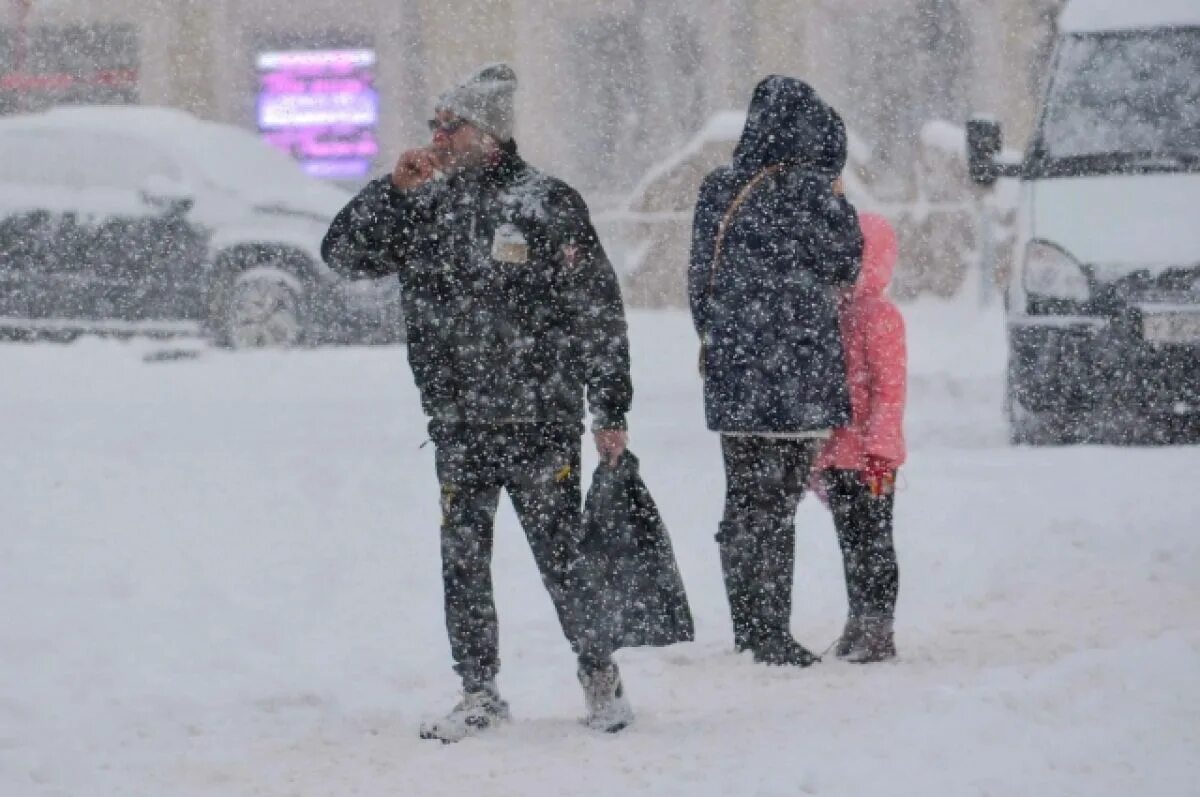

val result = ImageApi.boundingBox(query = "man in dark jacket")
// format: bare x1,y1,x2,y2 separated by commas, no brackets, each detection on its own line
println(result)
688,76,863,667
322,63,635,741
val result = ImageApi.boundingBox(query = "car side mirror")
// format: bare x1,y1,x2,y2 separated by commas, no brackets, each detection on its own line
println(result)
967,115,1022,186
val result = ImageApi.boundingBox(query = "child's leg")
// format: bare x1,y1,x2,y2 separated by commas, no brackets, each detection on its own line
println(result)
851,474,898,661
825,469,899,660
824,469,867,654
859,484,898,620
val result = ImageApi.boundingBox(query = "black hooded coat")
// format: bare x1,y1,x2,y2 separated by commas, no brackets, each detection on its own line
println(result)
688,77,863,433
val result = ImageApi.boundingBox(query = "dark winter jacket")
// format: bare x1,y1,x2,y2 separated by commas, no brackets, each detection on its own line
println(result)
688,76,863,433
322,145,632,430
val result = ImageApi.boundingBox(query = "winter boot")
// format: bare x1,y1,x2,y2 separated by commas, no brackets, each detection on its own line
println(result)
836,545,867,657
845,616,896,663
419,683,511,743
753,634,821,667
716,522,762,653
578,662,634,733
834,616,864,658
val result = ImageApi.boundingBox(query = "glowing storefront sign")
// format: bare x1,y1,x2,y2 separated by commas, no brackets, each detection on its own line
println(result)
256,48,379,180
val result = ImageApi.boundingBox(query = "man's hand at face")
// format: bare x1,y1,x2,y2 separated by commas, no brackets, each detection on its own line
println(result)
593,429,628,468
391,148,441,189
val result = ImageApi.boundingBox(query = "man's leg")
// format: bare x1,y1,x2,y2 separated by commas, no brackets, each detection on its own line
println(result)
420,425,511,742
433,425,504,690
504,424,632,731
501,424,600,660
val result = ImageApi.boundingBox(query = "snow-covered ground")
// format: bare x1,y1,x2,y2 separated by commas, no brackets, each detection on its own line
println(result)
2,294,1198,797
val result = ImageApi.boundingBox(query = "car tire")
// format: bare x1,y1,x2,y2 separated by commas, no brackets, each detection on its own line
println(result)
221,267,307,349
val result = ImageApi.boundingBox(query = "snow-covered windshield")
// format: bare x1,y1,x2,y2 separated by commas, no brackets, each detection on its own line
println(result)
1038,29,1200,164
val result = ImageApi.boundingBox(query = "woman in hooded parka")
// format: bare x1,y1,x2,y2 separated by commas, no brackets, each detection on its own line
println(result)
688,76,863,667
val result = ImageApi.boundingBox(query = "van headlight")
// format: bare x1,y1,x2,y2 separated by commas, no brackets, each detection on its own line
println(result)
1023,240,1090,301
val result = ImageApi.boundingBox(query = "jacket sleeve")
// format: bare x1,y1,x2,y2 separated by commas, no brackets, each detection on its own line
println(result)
547,185,633,431
320,175,433,279
687,175,723,339
862,300,907,466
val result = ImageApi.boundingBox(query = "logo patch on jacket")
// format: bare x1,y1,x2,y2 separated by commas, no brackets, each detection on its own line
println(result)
491,223,529,264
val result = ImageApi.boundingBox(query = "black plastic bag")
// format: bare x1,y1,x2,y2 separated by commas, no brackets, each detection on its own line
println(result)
579,451,694,650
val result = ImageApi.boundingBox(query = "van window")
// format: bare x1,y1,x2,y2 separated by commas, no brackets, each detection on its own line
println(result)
1033,28,1200,171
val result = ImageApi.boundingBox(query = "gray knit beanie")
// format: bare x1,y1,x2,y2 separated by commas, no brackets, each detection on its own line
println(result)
435,62,518,142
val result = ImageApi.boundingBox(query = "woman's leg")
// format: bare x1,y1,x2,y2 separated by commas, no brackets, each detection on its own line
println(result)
717,435,776,651
718,436,819,665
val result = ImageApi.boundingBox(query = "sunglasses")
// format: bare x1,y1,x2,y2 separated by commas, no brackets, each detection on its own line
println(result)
428,117,470,135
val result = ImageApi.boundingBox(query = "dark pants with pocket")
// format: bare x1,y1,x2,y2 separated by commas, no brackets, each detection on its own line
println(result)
431,421,611,690
821,468,899,620
716,435,821,649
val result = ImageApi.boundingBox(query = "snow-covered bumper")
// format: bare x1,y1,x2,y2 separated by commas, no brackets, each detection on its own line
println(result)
1009,309,1200,416
316,277,405,345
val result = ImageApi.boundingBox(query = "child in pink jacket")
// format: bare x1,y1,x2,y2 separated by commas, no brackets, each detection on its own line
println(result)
814,212,906,662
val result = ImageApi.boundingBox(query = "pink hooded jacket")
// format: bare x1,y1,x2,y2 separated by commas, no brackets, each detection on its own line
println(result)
815,212,907,472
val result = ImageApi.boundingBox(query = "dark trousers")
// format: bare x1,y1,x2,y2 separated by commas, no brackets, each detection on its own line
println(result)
431,421,611,690
717,435,820,649
822,469,899,619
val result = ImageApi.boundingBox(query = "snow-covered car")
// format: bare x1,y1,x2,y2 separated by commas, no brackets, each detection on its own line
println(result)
602,111,748,307
0,105,402,347
604,111,989,308
968,0,1200,444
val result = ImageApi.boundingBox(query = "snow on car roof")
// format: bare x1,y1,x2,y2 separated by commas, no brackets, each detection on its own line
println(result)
698,110,748,142
0,105,263,169
919,119,967,157
0,104,204,136
620,112,745,213
0,104,350,216
1060,0,1200,33
621,109,880,215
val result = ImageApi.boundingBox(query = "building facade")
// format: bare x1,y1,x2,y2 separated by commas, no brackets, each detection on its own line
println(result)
4,0,1061,194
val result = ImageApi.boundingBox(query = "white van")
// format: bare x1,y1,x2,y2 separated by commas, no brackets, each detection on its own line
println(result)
968,0,1200,444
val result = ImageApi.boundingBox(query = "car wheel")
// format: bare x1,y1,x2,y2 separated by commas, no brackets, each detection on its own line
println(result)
224,267,306,349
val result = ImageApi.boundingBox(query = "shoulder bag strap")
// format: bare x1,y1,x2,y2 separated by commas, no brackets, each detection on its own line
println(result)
706,163,787,296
